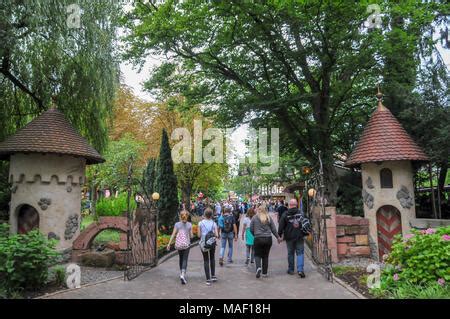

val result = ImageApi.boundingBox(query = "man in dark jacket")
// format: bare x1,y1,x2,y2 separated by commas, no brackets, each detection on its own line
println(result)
278,198,306,278
276,200,288,222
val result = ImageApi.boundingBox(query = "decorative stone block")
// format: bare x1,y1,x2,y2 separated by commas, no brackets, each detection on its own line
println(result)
366,176,374,189
48,232,60,240
337,236,355,243
38,198,52,210
80,249,115,267
355,234,369,245
336,226,345,236
345,225,369,235
337,244,348,256
397,185,414,209
348,246,371,256
65,214,79,240
362,189,374,209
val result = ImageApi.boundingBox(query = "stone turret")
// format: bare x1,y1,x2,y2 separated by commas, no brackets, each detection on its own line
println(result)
345,90,429,259
0,108,104,250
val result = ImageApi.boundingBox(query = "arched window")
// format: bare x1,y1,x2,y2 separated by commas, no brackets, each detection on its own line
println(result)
380,168,393,188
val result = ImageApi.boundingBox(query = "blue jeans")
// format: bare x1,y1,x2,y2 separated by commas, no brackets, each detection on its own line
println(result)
220,232,234,261
286,238,305,272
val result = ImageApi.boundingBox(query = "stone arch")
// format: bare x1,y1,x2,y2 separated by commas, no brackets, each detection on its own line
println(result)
376,205,401,259
16,204,40,234
72,217,128,250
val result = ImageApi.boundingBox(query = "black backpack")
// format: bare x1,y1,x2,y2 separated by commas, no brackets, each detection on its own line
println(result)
201,222,216,250
222,215,234,233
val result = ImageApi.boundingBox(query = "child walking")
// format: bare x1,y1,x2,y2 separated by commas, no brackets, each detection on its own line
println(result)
167,210,193,285
241,207,255,265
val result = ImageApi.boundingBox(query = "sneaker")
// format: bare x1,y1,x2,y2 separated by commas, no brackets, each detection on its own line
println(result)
245,258,249,265
287,270,294,275
206,280,212,286
256,268,262,279
211,276,218,282
251,260,255,264
262,273,268,278
180,274,187,285
219,258,224,266
298,271,306,278
228,259,233,263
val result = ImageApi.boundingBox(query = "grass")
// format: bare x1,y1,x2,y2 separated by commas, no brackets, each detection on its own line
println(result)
373,282,450,299
332,265,360,276
80,215,121,244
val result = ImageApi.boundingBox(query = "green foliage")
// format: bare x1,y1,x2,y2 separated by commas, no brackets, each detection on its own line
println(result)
50,265,66,287
123,0,447,204
0,0,122,152
383,226,450,285
96,193,136,217
93,230,121,245
156,129,178,231
336,171,364,216
86,134,146,192
0,223,59,294
332,265,359,276
144,158,157,196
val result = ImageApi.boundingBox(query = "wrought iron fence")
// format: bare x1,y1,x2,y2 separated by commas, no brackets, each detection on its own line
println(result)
305,152,333,282
124,162,158,280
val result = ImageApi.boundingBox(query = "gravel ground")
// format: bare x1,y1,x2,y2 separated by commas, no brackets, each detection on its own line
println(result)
79,266,124,285
334,257,382,270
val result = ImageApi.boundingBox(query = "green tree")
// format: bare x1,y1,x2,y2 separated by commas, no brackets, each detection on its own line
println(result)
144,158,157,196
155,129,178,231
86,134,146,193
123,0,447,205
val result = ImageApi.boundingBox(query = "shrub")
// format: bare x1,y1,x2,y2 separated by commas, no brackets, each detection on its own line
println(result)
96,193,136,217
50,265,66,287
383,226,450,285
0,223,60,294
372,225,450,299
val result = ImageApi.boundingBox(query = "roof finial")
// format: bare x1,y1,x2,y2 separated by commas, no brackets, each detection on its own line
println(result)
376,85,385,111
50,96,58,110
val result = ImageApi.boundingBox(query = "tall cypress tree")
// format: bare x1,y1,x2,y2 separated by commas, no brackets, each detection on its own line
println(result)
155,129,178,231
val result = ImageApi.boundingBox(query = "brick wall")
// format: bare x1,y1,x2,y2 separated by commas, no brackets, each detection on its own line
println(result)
336,215,371,259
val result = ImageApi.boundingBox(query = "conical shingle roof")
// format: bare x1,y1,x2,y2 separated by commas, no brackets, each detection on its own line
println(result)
0,109,104,164
345,97,429,167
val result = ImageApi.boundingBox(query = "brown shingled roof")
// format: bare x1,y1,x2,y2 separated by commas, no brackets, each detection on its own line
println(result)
345,102,429,167
0,108,104,164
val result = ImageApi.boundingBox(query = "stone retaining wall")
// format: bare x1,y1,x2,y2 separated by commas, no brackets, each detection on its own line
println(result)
336,215,371,259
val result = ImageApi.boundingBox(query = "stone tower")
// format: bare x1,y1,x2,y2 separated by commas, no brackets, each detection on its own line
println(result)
345,91,429,260
0,108,104,251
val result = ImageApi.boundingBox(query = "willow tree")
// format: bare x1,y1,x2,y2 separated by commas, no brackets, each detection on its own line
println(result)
0,0,121,150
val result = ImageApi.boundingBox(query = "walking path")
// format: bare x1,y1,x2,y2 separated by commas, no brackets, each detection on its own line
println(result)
45,214,356,299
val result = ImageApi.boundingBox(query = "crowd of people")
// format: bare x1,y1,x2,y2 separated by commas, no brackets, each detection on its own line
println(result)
167,198,310,286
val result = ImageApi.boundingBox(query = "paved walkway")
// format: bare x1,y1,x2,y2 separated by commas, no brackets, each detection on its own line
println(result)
46,215,356,299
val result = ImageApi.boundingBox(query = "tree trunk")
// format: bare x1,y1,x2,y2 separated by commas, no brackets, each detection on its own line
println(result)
182,184,192,213
321,156,339,206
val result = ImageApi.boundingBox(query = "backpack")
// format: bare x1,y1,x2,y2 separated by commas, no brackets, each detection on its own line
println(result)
222,215,234,233
200,221,216,251
175,227,190,250
300,213,312,235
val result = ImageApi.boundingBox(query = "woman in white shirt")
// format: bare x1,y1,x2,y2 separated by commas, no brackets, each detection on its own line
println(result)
197,208,219,285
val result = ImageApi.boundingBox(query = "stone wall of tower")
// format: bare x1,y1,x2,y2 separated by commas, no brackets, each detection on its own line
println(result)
9,153,86,250
360,160,416,259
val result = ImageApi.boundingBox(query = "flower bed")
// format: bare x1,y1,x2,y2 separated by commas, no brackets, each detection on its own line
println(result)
371,225,450,299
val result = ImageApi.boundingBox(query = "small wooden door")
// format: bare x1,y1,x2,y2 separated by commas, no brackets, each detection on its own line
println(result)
376,205,402,259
